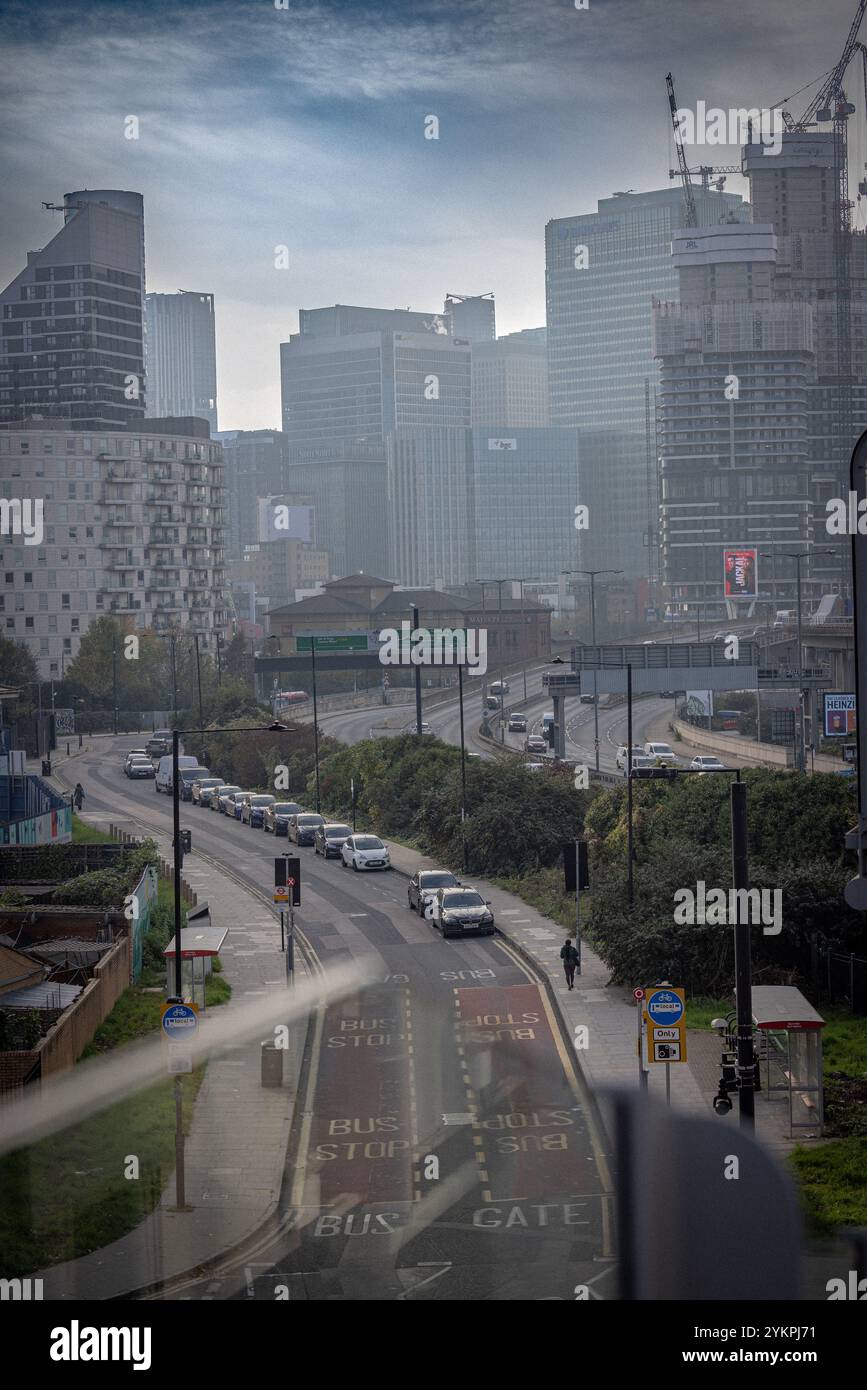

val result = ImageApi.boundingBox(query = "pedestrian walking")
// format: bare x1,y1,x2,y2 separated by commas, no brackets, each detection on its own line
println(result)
560,938,579,989
73,782,84,810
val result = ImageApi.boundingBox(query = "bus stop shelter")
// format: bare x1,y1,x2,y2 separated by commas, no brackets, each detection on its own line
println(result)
163,903,227,1009
749,986,825,1138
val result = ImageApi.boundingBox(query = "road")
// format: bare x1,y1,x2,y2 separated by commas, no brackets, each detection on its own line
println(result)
76,740,615,1301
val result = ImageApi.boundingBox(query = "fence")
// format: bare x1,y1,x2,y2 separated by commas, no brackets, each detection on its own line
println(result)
810,943,867,1015
0,841,139,882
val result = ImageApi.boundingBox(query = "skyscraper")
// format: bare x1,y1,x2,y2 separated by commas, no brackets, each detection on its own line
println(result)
471,337,549,426
145,290,218,430
443,293,495,342
545,186,747,580
217,428,289,560
0,191,145,430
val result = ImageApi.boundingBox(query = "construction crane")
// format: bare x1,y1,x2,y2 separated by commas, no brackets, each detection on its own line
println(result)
668,163,742,194
666,72,697,227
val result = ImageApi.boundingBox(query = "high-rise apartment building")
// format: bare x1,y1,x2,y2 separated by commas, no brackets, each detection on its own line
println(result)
0,192,146,430
471,337,549,426
145,291,218,431
0,417,228,676
443,293,495,342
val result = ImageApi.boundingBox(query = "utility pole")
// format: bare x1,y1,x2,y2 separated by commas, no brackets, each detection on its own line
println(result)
731,779,755,1131
458,662,469,873
563,568,622,771
193,633,205,763
762,549,833,772
412,604,423,736
112,638,118,736
310,636,321,812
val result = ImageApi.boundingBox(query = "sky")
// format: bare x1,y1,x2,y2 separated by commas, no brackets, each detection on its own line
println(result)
1,0,865,430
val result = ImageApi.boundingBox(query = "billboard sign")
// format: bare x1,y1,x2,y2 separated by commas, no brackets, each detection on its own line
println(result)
724,548,758,600
824,693,857,738
257,500,313,544
686,690,714,720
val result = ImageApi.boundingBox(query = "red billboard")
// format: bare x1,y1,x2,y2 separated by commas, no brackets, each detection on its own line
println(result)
723,548,758,600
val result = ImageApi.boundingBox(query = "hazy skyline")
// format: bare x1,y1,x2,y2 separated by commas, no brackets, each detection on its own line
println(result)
1,0,863,429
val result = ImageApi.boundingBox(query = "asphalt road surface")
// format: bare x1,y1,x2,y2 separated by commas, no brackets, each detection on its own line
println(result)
76,741,615,1301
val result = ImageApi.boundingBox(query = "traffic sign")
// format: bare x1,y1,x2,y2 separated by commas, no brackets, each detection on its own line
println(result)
633,987,645,1001
652,1026,681,1042
274,856,301,905
645,987,685,1027
161,1002,198,1040
167,1046,193,1074
653,1040,682,1063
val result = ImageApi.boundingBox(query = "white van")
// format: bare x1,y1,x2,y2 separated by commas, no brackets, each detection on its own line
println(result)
155,754,200,793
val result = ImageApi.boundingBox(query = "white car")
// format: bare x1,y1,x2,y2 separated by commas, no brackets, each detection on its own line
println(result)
691,755,727,773
125,755,155,779
523,761,545,774
644,741,678,767
616,745,645,770
340,834,391,871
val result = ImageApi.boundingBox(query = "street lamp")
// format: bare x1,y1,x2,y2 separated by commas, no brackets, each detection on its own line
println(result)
562,568,623,771
760,550,834,771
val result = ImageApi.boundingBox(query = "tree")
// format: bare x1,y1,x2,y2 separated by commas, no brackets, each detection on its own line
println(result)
64,618,168,710
0,634,38,691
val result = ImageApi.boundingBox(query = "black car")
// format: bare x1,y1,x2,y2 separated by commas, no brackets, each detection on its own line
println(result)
179,767,211,801
146,730,172,757
407,868,461,914
288,812,325,845
313,822,352,858
263,801,303,835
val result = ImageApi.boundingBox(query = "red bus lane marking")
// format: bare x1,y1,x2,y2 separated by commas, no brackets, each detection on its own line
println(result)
456,984,596,1204
305,987,414,1208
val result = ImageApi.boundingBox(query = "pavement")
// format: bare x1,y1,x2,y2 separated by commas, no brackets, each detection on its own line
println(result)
28,736,808,1297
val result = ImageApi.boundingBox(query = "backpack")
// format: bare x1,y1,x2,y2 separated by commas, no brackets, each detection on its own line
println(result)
560,941,576,961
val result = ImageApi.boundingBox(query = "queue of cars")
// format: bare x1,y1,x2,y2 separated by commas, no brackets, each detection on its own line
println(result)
121,736,496,940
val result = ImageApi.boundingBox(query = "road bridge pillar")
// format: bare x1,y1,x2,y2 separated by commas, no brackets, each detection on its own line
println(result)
552,692,567,759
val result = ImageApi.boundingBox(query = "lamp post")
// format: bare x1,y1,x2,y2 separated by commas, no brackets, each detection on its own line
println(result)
562,568,623,771
760,550,833,771
411,604,423,736
112,638,118,736
310,636,321,812
458,662,469,873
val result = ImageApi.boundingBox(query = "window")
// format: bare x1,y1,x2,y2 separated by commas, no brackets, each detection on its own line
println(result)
61,593,70,610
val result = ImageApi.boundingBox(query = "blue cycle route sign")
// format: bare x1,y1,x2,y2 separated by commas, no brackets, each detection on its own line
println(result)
645,988,685,1027
161,1002,198,1040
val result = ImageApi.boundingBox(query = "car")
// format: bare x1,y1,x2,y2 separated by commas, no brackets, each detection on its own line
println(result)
644,741,678,767
690,755,727,773
834,766,857,779
425,887,495,939
314,822,353,857
525,734,547,754
233,791,256,820
615,745,646,769
713,630,731,641
340,834,391,871
263,801,303,835
242,793,276,827
125,747,148,761
155,754,200,793
484,695,500,712
125,756,155,779
191,777,225,806
288,812,325,845
507,713,528,733
489,679,510,696
179,767,212,801
628,754,656,773
404,720,433,734
523,761,545,773
579,694,597,704
146,730,173,757
407,868,461,914
214,785,242,813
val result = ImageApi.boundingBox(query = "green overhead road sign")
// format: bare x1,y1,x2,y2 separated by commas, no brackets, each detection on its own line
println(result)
296,633,370,652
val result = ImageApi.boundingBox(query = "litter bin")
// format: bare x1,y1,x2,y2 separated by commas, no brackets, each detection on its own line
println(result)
261,1040,283,1088
180,828,192,855
41,758,52,776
